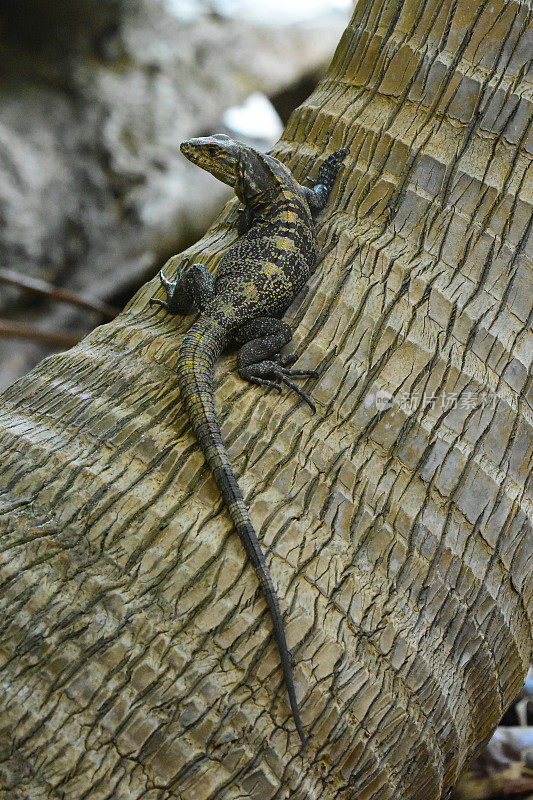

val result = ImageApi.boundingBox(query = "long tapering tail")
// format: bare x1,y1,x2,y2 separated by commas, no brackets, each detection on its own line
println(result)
177,314,306,745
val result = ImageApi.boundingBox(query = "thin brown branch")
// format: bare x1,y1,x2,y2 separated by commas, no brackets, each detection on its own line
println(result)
0,268,119,319
0,319,81,347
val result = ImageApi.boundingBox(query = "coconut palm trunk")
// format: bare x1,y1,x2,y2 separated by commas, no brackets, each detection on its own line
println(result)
0,0,531,797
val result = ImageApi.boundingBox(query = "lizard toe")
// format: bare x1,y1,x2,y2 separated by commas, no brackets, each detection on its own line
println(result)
149,297,169,310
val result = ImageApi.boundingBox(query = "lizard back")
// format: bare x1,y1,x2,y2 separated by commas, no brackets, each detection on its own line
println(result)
210,157,319,328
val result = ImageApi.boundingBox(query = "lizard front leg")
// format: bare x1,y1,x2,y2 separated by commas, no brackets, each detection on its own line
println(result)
301,147,348,211
235,318,318,412
149,257,215,315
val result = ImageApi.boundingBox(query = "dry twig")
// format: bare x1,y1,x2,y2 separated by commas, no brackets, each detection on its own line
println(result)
0,268,118,319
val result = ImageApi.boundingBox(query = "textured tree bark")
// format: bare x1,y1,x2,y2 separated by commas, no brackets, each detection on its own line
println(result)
0,0,531,798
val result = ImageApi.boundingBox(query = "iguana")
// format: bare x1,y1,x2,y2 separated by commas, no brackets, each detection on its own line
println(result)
150,135,347,745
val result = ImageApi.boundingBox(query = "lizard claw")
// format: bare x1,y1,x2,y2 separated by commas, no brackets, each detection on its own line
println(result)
159,257,190,288
158,269,174,290
149,297,169,310
285,368,319,379
151,268,178,311
241,360,317,412
150,256,196,315
275,353,320,377
276,353,319,380
250,377,283,393
278,372,316,413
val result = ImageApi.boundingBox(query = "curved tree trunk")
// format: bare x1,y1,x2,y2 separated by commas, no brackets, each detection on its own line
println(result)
0,0,531,798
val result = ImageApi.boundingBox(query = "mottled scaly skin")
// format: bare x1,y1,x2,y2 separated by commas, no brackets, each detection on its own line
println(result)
151,135,347,745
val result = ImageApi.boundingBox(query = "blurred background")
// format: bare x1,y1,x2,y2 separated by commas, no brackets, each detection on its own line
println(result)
0,3,532,798
0,0,352,390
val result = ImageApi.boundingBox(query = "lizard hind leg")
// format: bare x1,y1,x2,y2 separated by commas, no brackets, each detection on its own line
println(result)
235,317,318,413
150,257,215,315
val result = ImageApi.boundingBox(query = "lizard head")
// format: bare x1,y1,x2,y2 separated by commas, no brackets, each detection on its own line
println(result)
180,134,243,187
180,134,283,205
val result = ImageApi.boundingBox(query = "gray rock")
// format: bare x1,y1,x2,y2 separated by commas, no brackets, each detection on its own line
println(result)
0,0,346,389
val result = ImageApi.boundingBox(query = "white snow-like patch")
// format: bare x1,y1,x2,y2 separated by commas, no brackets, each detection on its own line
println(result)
165,0,352,25
223,93,283,142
